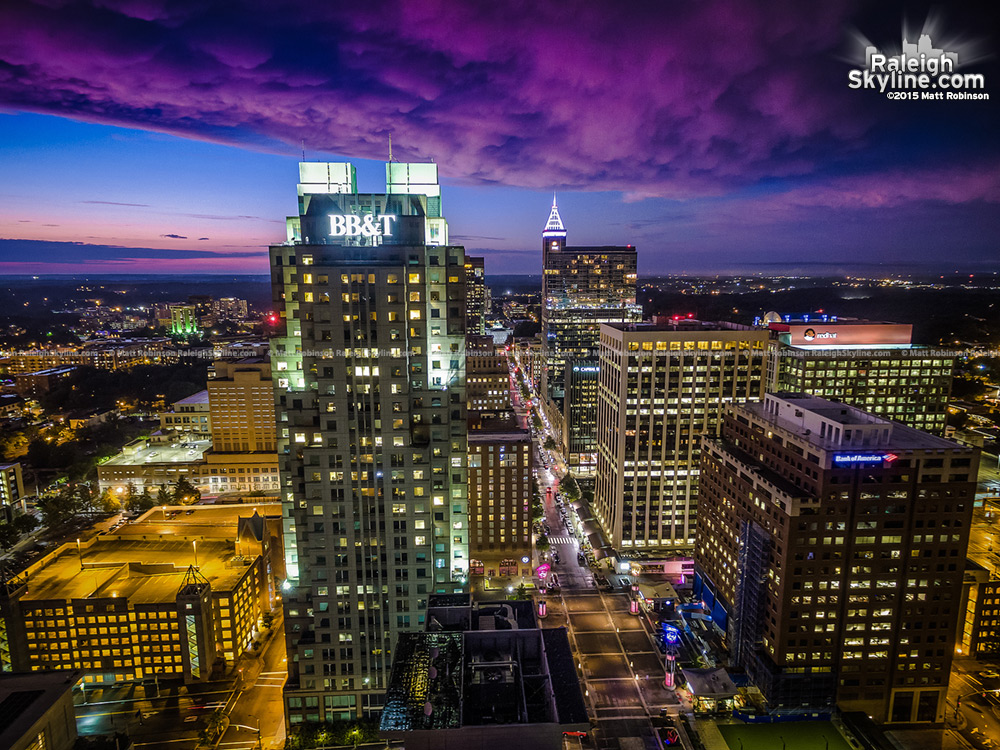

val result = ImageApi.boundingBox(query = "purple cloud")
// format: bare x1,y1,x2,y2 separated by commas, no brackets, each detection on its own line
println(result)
0,0,995,215
0,0,881,199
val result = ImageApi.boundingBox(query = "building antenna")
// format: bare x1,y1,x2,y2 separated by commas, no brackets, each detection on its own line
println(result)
388,133,393,162
301,139,305,161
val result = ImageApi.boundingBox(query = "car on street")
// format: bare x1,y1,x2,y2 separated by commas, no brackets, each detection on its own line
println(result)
979,670,1000,679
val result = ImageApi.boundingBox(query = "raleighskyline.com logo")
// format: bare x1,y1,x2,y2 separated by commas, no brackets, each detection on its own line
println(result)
848,34,987,100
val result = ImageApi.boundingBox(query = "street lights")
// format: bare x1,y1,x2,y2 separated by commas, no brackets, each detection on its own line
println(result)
76,538,83,570
248,713,261,750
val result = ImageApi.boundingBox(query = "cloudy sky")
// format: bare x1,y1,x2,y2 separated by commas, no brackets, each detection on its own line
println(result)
0,0,997,275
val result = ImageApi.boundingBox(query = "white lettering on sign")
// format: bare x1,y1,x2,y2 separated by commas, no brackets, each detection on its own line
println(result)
329,214,397,238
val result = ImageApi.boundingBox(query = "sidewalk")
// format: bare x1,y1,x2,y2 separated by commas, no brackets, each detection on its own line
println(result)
695,718,732,750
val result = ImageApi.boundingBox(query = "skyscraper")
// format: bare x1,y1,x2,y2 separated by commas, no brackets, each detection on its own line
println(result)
594,320,767,550
694,394,977,722
765,316,953,435
271,161,469,722
540,197,640,476
464,256,489,335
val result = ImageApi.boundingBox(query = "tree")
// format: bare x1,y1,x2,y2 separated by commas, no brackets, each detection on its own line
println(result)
155,484,171,506
0,523,19,551
515,583,528,599
561,474,581,502
172,477,200,505
532,413,543,430
38,486,83,528
543,436,556,451
199,709,227,745
96,488,121,514
12,514,38,535
536,534,550,552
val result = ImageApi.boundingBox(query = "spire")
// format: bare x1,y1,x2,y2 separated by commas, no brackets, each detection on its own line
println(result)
543,194,566,237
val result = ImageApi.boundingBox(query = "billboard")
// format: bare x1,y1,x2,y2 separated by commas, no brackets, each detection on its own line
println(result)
779,322,912,348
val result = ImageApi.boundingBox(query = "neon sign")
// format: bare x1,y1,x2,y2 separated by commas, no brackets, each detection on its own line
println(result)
329,213,397,238
833,453,897,466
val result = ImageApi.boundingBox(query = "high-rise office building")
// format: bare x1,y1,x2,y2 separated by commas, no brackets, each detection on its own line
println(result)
208,359,276,452
169,304,198,335
594,320,767,550
0,462,25,521
465,256,489,335
465,335,511,413
694,394,977,723
766,316,953,435
540,197,640,475
271,161,469,723
212,297,249,322
467,412,533,578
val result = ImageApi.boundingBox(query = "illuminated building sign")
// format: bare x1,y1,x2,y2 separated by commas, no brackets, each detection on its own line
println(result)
661,624,681,645
833,452,898,466
329,213,397,238
781,322,913,348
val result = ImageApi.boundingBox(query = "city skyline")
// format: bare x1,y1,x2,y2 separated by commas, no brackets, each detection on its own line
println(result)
0,0,997,276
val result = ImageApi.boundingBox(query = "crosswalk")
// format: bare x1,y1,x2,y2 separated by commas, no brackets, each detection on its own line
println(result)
548,535,578,545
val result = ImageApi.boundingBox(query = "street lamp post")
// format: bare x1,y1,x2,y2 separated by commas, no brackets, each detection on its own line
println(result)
248,713,261,750
76,538,83,570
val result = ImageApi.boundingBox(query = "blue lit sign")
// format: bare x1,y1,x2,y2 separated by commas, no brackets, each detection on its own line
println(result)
833,453,897,466
661,624,681,645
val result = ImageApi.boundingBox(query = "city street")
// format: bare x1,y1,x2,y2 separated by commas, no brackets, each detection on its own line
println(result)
948,660,1000,750
533,445,680,750
74,613,287,750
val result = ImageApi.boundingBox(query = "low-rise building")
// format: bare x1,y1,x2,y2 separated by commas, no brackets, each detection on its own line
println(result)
0,504,282,685
380,596,589,749
159,390,211,438
13,367,77,398
97,437,280,496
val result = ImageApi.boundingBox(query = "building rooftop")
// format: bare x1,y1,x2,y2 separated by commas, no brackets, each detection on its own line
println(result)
682,667,738,698
746,394,967,454
21,537,248,604
16,367,77,377
468,413,529,441
124,503,282,540
605,320,754,333
173,390,210,405
0,671,79,750
101,437,212,468
381,599,588,735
